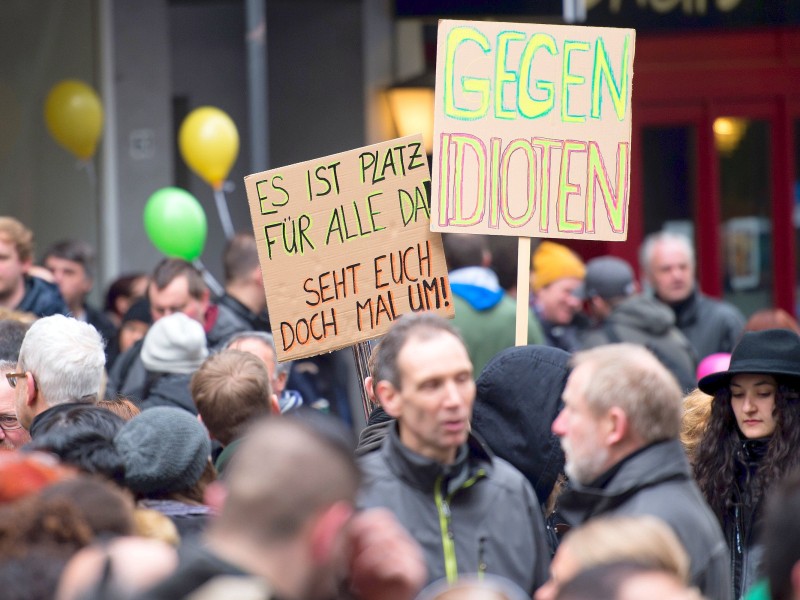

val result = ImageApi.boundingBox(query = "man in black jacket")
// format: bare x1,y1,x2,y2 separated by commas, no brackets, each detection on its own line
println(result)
42,239,117,358
639,231,744,360
107,258,251,401
552,344,732,600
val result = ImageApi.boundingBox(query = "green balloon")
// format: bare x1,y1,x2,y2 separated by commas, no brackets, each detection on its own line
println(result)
143,187,207,260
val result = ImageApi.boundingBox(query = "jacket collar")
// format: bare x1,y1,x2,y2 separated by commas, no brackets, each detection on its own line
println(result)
558,439,692,524
380,422,493,493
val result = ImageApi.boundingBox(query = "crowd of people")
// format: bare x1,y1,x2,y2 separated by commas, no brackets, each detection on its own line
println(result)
2,213,800,600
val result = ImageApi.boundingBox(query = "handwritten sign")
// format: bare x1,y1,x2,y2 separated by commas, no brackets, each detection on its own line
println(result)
431,20,635,241
245,135,454,362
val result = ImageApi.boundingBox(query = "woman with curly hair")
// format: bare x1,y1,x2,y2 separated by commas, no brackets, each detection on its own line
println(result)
694,328,800,599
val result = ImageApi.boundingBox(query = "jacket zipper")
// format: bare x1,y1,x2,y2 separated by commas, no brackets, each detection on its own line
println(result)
433,469,487,584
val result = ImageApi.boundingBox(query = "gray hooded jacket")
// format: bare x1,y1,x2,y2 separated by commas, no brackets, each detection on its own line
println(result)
358,425,550,595
581,295,697,391
557,439,732,600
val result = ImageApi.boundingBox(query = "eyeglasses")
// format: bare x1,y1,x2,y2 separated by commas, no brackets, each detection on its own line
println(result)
0,415,22,431
5,372,26,389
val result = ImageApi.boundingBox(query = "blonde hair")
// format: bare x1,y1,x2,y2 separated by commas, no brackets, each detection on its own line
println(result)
133,508,180,547
681,388,713,465
0,217,33,263
561,516,690,583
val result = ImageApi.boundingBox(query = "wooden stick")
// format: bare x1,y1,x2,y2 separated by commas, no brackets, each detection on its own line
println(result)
352,341,373,421
515,237,532,346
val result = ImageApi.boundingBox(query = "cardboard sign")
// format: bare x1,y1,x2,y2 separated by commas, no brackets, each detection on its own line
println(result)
431,20,635,241
245,135,454,362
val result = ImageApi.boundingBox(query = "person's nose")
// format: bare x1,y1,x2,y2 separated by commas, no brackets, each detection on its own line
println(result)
443,380,464,408
552,409,566,436
742,394,756,413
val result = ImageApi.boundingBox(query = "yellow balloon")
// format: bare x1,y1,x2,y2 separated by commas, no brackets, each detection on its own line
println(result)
179,106,239,190
44,79,103,161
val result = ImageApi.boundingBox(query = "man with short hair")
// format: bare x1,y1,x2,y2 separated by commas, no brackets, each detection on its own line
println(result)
552,344,731,600
43,239,117,353
444,233,544,375
579,255,696,391
138,416,427,600
359,313,550,595
225,331,302,413
108,258,251,400
0,359,30,448
0,217,67,317
191,349,278,472
640,231,744,359
531,241,588,352
12,314,105,432
216,232,271,332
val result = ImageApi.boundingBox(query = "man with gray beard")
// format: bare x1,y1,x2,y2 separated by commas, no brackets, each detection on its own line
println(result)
551,344,731,600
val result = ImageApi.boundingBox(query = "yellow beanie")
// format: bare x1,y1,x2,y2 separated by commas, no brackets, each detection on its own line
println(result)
531,241,586,292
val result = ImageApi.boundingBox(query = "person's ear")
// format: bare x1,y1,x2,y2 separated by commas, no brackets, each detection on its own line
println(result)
605,406,629,446
270,393,280,414
309,501,354,565
204,481,227,512
376,380,401,418
25,372,37,407
199,288,211,312
364,376,376,404
196,413,216,440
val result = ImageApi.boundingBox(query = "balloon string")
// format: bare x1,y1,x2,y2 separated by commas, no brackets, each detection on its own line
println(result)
80,160,97,190
193,259,225,299
213,187,235,240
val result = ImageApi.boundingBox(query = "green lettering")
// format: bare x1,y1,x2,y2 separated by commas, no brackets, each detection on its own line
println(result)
591,35,631,121
443,26,491,120
561,41,590,123
518,34,557,119
495,31,525,120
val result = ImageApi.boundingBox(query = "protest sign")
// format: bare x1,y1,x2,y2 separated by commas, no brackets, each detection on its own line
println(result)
245,135,453,362
431,20,635,242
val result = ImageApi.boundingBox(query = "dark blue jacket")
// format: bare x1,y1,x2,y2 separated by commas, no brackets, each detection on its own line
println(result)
17,276,68,317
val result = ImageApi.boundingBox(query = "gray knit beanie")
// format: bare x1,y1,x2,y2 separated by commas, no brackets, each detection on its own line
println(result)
115,406,211,495
140,312,208,374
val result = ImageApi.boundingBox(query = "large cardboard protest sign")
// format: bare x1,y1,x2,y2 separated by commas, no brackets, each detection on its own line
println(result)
245,135,453,362
432,20,635,241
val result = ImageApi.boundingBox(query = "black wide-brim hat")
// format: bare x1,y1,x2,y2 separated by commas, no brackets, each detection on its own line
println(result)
698,328,800,394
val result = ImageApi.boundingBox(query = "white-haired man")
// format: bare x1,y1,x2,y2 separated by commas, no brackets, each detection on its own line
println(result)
640,231,744,359
11,314,105,433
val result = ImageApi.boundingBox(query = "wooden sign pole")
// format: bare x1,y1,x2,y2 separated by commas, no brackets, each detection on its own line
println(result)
352,341,373,421
515,236,531,346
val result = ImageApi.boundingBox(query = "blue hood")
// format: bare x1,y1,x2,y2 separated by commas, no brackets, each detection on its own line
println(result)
449,267,505,311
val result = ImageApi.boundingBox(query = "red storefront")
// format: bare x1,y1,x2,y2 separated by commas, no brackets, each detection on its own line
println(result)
398,0,800,317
